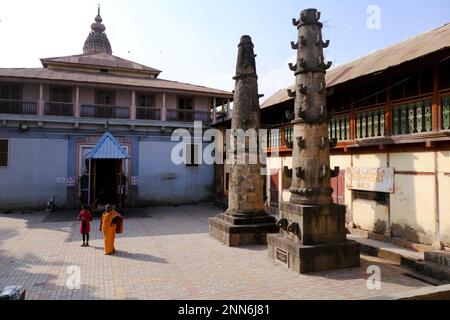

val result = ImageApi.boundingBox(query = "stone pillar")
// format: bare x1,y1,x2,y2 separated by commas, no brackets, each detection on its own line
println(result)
75,86,80,118
267,9,360,273
208,35,278,247
162,92,167,121
38,84,44,116
131,90,136,120
212,97,217,124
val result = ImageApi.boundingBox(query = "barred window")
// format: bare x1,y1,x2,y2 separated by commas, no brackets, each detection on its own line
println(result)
0,140,8,167
353,190,389,205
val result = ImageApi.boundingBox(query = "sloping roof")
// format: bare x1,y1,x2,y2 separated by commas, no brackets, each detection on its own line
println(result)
86,132,130,159
41,52,162,76
0,68,233,97
261,23,450,109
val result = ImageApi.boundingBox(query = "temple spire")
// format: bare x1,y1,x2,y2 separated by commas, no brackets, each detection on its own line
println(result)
83,5,112,55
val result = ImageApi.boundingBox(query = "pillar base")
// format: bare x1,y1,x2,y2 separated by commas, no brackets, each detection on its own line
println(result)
208,212,278,247
267,233,361,273
268,201,360,273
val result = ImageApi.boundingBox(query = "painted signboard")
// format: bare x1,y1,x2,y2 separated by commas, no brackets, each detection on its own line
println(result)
346,167,394,193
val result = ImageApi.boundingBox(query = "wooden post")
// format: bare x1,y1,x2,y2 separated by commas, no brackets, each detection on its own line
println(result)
386,80,392,136
212,97,217,124
131,90,136,120
432,64,440,132
38,84,44,116
75,86,80,118
350,91,355,140
162,93,167,121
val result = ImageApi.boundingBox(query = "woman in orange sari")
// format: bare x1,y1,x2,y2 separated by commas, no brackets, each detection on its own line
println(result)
99,204,123,255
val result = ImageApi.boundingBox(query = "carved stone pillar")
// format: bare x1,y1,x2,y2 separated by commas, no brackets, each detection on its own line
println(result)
267,9,360,273
209,35,278,247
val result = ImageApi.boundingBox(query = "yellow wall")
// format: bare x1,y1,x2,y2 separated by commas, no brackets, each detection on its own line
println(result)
353,153,387,168
390,174,436,244
438,152,450,246
262,150,448,247
353,200,388,233
390,152,435,172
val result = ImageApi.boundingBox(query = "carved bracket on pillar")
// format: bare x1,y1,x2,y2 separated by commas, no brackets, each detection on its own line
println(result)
291,41,299,50
297,137,305,149
284,166,293,178
288,63,297,72
300,36,307,46
329,138,338,148
295,167,305,179
299,84,307,94
316,34,330,48
330,166,340,178
318,57,332,70
277,218,289,231
298,108,306,119
287,89,296,98
287,222,301,239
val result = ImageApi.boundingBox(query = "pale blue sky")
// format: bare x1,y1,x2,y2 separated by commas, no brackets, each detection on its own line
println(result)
0,0,449,99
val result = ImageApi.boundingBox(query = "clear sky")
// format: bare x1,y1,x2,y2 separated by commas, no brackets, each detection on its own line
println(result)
0,0,449,100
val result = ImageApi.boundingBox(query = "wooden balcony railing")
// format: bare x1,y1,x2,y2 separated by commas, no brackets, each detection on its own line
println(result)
136,107,161,120
329,113,351,141
392,98,432,135
355,107,386,139
442,95,450,131
80,104,130,119
45,102,74,116
166,109,211,123
0,99,38,115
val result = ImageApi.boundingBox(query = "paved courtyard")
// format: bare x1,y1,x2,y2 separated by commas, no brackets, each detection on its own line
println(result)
0,204,432,300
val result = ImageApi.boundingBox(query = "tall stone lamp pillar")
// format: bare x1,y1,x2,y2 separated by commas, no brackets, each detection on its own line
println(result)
209,35,278,247
267,9,360,273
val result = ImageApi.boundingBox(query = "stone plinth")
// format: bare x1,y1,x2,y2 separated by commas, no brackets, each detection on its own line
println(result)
209,213,278,247
267,201,360,273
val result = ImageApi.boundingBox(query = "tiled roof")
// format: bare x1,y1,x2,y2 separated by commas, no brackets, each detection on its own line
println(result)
0,68,233,97
261,23,450,109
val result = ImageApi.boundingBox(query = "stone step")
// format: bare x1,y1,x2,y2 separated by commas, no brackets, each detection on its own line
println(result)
348,234,424,268
419,261,450,282
424,251,450,267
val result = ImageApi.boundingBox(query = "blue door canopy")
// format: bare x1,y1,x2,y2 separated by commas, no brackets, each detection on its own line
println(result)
86,132,130,159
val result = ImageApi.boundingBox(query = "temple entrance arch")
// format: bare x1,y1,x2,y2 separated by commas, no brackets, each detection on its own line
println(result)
80,132,130,209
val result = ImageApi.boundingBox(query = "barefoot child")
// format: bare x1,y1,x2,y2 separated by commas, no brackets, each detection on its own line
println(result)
78,205,92,247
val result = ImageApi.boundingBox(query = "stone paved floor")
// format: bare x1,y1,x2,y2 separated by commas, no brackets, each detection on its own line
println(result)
0,204,431,300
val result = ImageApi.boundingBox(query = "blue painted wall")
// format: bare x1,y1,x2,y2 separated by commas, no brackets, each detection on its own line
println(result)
0,137,68,209
138,138,214,205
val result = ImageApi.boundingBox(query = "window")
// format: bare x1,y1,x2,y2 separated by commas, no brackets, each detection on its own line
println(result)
353,190,389,205
439,59,450,91
137,94,154,108
178,97,193,110
0,140,8,167
95,90,115,105
50,86,72,103
420,68,434,94
178,97,194,122
0,83,21,100
185,143,199,167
